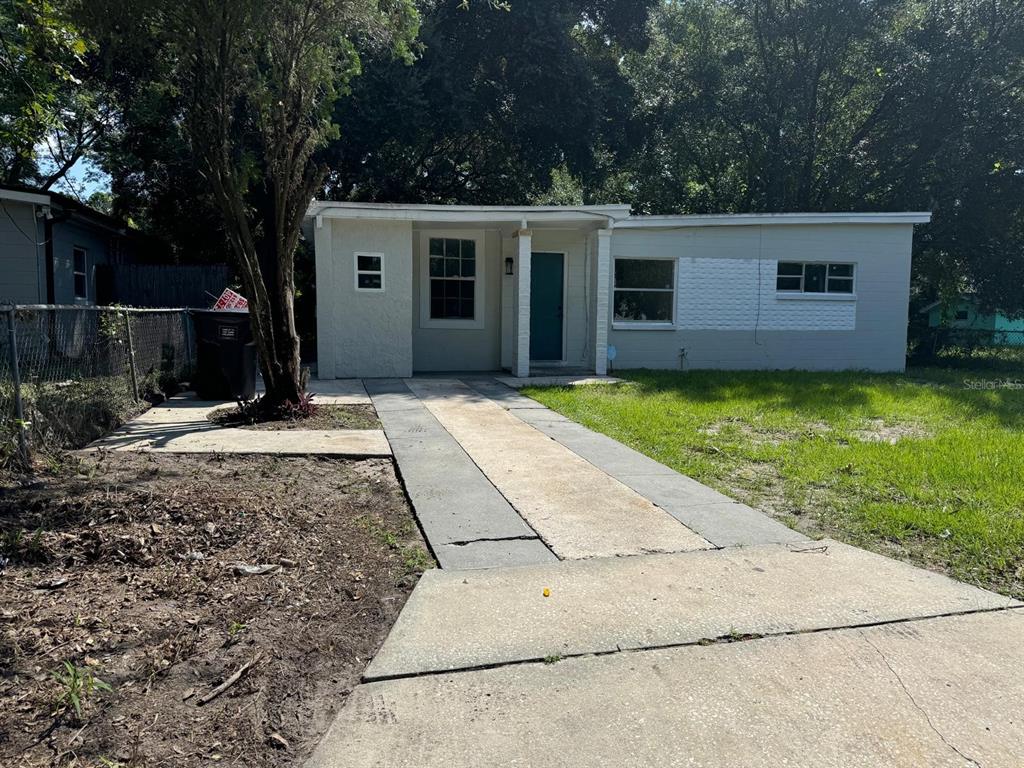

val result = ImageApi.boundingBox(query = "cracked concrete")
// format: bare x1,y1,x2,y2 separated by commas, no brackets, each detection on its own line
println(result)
304,376,1024,767
307,610,1024,768
365,539,1018,679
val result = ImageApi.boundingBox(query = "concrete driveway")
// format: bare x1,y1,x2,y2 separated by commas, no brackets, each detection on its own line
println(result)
304,375,1024,767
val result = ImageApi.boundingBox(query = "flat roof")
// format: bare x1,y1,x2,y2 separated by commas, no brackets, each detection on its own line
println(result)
306,201,931,227
616,212,932,228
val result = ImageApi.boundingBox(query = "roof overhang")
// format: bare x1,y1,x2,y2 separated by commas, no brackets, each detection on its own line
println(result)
616,212,932,228
306,201,632,228
0,188,50,206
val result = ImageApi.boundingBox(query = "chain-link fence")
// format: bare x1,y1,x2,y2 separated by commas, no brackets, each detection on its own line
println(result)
909,327,1024,371
0,306,194,466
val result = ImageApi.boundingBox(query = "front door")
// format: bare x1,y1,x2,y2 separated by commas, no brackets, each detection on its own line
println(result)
530,252,564,361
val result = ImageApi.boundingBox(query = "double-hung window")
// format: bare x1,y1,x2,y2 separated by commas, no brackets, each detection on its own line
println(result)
428,237,476,319
355,252,384,291
613,258,676,325
776,262,854,294
73,247,88,299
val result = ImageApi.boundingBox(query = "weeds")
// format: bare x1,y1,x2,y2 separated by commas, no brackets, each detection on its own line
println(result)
52,661,113,719
1,526,48,564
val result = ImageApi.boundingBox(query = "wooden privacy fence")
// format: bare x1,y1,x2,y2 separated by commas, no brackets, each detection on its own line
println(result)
96,264,231,308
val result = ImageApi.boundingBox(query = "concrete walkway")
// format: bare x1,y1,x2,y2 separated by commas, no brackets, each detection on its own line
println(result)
365,379,555,570
405,378,712,559
306,375,1024,768
88,381,391,457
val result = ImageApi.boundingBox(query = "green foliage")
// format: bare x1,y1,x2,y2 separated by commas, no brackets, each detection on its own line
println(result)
0,0,106,188
624,0,1024,317
525,367,1024,598
323,0,657,204
51,660,113,719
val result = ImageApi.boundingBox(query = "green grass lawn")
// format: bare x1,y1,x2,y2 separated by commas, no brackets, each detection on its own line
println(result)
523,367,1024,598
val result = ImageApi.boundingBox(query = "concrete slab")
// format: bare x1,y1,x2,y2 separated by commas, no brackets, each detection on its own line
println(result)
368,382,549,560
388,439,539,544
496,396,806,547
362,379,424,412
405,379,710,559
92,426,391,456
496,375,624,389
307,610,1024,768
462,378,550,409
365,540,1017,679
433,539,558,570
308,378,371,405
88,396,391,456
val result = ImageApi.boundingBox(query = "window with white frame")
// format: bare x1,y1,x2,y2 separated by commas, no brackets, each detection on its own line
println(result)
73,247,88,299
613,258,676,324
354,252,384,291
776,262,854,294
428,237,476,319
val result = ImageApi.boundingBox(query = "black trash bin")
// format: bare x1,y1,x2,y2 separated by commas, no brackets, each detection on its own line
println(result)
190,309,257,400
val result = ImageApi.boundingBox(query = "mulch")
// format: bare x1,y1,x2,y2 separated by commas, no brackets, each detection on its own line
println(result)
0,451,431,767
211,404,382,431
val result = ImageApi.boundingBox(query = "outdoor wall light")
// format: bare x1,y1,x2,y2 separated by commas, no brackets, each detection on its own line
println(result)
505,257,514,276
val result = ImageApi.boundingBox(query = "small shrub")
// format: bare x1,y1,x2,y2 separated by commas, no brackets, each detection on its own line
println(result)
51,661,113,719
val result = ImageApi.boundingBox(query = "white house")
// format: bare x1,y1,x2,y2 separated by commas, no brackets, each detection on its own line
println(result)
305,202,931,378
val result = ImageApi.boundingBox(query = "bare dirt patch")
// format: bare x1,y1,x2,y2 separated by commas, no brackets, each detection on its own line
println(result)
850,418,931,444
697,418,823,447
211,404,381,431
0,452,430,767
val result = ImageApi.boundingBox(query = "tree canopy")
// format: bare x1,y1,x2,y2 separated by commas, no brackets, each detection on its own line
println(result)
6,0,1021,318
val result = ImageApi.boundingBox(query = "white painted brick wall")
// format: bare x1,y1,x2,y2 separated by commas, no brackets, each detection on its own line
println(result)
677,257,856,331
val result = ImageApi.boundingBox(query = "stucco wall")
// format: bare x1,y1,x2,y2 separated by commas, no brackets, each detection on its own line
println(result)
607,224,915,372
412,228,502,372
316,218,413,378
0,200,44,303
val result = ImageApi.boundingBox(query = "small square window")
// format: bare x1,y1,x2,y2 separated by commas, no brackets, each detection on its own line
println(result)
955,309,969,321
354,252,384,292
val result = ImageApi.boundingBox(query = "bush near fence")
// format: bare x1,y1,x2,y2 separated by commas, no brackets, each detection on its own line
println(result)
909,327,1024,371
0,306,194,466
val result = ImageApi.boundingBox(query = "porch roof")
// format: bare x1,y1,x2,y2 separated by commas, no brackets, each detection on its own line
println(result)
306,201,632,229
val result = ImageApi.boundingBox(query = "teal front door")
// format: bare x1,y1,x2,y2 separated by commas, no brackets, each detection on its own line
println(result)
530,252,564,361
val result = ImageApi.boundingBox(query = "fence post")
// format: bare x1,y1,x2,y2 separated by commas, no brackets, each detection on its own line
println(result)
182,309,194,375
6,308,29,465
123,310,140,402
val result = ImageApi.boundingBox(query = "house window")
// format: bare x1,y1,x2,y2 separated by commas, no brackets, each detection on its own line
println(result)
776,262,854,294
613,258,676,324
354,252,384,291
428,237,476,319
955,309,969,321
73,247,88,299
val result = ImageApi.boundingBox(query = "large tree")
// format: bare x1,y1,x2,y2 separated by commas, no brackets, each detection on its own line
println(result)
624,0,1024,317
322,0,656,204
84,0,420,407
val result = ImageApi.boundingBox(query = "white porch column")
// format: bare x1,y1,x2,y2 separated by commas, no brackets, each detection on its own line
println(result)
514,228,532,378
594,228,612,375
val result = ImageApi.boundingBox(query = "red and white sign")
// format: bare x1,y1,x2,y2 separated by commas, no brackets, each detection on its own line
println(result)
212,288,248,310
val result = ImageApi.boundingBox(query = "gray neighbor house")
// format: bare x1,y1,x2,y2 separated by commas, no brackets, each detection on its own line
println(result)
306,202,930,378
0,184,140,305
